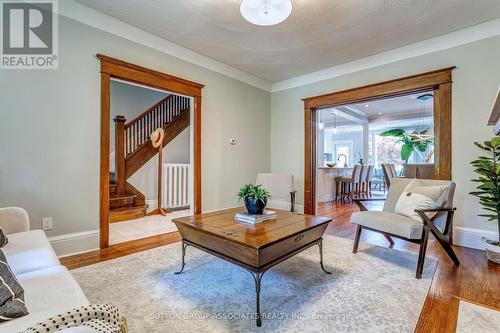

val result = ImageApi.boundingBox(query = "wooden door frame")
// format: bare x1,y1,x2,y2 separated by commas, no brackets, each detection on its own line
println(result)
98,54,204,249
303,67,454,215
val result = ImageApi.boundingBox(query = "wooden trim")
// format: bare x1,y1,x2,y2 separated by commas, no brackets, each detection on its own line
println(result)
61,231,182,270
193,95,202,214
304,108,317,215
303,67,454,109
304,68,454,215
99,55,203,248
97,54,204,93
434,82,452,180
99,73,110,249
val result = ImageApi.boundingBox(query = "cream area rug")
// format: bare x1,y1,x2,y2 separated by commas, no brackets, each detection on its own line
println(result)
71,235,436,333
456,300,500,333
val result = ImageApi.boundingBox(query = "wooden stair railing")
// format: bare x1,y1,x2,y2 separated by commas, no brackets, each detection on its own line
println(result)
113,94,191,196
125,94,190,157
125,109,190,179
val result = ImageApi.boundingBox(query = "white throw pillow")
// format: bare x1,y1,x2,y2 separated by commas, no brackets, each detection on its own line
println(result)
395,180,449,221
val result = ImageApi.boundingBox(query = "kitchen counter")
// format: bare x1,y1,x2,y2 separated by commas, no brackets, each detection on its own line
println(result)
316,166,353,202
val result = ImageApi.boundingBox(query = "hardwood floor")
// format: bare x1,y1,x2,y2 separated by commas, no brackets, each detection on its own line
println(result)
61,201,499,332
319,200,499,333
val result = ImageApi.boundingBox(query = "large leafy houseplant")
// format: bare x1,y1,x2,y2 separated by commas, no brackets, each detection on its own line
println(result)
470,137,500,249
237,184,271,215
379,128,433,163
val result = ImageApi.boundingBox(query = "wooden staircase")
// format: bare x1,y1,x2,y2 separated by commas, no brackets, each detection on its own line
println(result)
109,94,191,222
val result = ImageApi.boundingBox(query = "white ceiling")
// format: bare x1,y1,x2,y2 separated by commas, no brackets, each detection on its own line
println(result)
351,93,434,118
319,92,433,126
76,0,500,83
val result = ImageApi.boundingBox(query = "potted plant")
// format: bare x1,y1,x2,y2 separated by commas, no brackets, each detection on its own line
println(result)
470,137,500,263
237,184,271,215
379,128,433,163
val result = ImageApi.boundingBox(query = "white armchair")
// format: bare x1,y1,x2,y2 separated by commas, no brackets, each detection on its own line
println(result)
350,178,460,279
0,207,30,234
256,173,296,212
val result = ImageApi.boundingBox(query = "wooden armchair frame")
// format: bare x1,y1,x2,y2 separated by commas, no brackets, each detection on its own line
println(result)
352,198,460,279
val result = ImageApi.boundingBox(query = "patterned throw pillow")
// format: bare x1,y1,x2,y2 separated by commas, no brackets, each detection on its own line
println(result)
23,304,127,333
0,228,7,247
0,250,28,322
394,180,449,221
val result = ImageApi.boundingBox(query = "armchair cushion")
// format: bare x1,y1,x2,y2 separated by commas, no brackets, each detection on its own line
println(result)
351,211,423,239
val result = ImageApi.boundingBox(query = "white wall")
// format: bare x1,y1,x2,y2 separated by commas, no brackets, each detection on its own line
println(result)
0,15,271,238
271,35,500,247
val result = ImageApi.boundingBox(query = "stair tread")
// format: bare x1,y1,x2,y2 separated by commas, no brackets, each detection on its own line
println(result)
109,193,136,200
109,204,148,214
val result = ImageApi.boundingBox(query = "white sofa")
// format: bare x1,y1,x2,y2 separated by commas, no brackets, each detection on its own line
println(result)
0,207,90,332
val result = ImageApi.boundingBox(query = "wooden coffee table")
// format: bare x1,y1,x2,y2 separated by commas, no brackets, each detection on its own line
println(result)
172,208,332,326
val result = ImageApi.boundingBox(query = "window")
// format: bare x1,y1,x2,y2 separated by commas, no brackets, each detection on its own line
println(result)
333,142,353,167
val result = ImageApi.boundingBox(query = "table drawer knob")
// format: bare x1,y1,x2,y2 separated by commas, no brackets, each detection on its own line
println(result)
294,234,304,242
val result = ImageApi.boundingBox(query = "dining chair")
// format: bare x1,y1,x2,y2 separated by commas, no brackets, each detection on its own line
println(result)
381,163,396,188
335,165,362,201
359,165,368,194
403,163,435,179
364,165,374,194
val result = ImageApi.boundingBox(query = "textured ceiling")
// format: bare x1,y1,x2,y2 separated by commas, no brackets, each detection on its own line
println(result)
76,0,500,82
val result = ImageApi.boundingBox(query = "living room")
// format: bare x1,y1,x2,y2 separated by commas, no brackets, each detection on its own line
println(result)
0,1,499,332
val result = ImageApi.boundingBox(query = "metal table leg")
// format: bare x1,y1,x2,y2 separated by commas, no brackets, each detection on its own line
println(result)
174,241,188,274
318,239,332,274
248,270,266,327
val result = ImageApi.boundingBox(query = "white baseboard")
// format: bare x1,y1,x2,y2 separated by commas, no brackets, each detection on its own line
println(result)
145,199,157,212
49,230,99,258
453,227,497,250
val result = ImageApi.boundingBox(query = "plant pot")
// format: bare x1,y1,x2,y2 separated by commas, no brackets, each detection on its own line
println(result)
482,237,500,264
245,197,266,215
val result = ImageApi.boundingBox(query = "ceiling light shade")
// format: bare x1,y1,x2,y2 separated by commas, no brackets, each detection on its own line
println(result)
240,0,293,26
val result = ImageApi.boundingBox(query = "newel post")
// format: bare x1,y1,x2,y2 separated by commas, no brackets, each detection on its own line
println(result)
114,115,126,194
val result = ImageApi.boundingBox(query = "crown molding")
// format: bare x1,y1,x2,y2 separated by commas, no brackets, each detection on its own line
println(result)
59,0,272,92
272,18,500,92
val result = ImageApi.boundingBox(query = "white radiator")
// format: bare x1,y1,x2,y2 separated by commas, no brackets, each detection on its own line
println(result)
163,163,190,209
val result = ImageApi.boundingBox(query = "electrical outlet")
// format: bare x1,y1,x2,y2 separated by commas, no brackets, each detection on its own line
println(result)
42,217,53,231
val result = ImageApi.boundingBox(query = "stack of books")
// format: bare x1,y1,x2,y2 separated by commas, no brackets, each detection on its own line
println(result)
235,210,277,224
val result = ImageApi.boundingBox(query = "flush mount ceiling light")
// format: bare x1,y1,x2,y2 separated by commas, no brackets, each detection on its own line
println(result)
240,0,293,26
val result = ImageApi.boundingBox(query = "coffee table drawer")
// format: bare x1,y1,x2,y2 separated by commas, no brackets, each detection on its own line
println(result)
258,223,328,267
176,224,258,267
